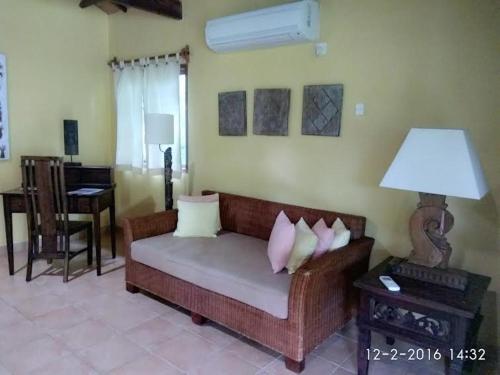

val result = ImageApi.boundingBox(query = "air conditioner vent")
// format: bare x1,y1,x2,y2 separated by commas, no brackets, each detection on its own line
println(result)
205,0,320,53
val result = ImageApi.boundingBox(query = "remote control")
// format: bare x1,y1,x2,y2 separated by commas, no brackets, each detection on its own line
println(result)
379,275,400,292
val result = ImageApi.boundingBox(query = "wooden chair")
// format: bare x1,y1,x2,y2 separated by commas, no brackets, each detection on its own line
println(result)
21,156,94,282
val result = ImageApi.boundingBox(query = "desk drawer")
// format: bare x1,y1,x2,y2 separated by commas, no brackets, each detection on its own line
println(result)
67,197,92,213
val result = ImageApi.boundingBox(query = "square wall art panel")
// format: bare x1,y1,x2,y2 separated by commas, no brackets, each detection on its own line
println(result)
218,91,247,136
0,54,9,160
302,84,344,137
253,88,290,136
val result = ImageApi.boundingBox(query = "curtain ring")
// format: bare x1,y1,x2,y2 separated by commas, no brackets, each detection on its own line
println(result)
119,61,125,69
155,56,159,66
176,52,180,62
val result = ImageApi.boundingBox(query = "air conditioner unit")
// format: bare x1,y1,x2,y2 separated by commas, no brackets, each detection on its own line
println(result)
205,0,320,53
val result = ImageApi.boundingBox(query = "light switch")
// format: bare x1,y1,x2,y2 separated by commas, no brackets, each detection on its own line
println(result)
355,103,365,116
315,42,327,56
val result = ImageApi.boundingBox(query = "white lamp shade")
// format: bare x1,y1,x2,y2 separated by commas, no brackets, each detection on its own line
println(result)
380,128,489,199
145,113,174,145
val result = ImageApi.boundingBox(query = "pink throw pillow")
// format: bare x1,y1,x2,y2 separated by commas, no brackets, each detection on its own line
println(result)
311,218,335,259
178,193,218,202
267,211,296,273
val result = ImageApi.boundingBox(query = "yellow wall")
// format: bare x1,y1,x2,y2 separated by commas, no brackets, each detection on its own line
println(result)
109,0,499,344
0,0,112,244
0,0,498,345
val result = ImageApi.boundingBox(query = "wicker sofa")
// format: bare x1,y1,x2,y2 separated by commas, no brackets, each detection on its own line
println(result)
123,191,374,373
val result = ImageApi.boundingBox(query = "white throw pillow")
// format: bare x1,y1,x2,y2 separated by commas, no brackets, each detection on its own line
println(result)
178,193,222,231
329,218,351,250
286,218,318,274
173,200,219,238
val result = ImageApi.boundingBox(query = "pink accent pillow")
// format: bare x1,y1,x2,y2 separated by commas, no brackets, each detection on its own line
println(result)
267,211,296,273
311,218,335,259
178,193,219,202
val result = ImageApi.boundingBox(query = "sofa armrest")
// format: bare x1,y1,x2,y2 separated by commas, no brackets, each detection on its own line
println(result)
123,210,178,258
297,236,374,276
288,236,374,336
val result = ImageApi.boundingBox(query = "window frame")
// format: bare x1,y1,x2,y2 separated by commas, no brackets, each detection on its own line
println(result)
180,63,188,172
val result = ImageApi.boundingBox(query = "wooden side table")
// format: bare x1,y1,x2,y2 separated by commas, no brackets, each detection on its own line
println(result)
354,257,491,375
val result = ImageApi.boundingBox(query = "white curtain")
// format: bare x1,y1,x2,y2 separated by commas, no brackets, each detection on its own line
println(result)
113,58,181,174
144,61,181,174
114,66,144,170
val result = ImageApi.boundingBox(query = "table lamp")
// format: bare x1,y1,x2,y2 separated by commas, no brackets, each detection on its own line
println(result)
145,113,175,210
380,128,489,290
64,119,82,166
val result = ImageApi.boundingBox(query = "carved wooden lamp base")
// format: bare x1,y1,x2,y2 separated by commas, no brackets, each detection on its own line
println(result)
391,193,468,290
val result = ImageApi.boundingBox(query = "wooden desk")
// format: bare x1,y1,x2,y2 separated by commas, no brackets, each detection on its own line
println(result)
354,257,491,375
1,165,116,276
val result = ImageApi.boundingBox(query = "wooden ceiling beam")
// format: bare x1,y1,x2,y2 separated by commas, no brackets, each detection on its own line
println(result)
80,1,127,14
112,0,182,19
97,2,127,14
79,0,102,8
80,0,181,19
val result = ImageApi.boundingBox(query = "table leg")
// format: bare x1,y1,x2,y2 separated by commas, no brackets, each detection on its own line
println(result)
3,195,14,275
446,356,465,375
93,203,101,276
358,327,371,375
110,190,116,259
446,318,468,375
464,312,482,372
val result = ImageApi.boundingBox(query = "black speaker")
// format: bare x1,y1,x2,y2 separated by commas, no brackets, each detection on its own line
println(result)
64,120,79,156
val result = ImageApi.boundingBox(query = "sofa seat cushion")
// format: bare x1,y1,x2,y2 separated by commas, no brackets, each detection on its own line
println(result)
131,231,292,319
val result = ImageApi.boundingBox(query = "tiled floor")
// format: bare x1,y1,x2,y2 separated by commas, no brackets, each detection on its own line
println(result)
0,238,497,375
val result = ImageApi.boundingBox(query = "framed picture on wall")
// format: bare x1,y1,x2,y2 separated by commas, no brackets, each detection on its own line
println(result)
302,84,344,137
0,53,10,160
219,91,247,136
253,88,291,136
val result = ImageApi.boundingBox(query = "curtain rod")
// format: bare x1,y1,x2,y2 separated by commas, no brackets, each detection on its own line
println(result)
107,45,190,67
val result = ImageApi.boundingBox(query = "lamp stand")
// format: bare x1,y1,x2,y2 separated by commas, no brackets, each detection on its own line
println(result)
390,193,468,290
163,146,173,210
64,155,82,167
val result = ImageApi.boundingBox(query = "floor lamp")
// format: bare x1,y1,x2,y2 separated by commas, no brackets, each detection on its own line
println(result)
145,113,175,210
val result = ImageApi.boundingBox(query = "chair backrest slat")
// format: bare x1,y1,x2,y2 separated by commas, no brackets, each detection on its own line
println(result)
21,156,68,254
22,159,39,243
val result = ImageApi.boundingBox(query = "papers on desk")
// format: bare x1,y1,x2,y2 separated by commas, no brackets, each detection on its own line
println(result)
67,188,104,196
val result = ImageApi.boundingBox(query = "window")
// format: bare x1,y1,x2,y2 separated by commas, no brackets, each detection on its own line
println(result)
179,73,187,170
113,58,187,175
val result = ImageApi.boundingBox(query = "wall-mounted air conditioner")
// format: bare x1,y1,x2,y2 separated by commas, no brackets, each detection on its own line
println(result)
205,0,320,53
